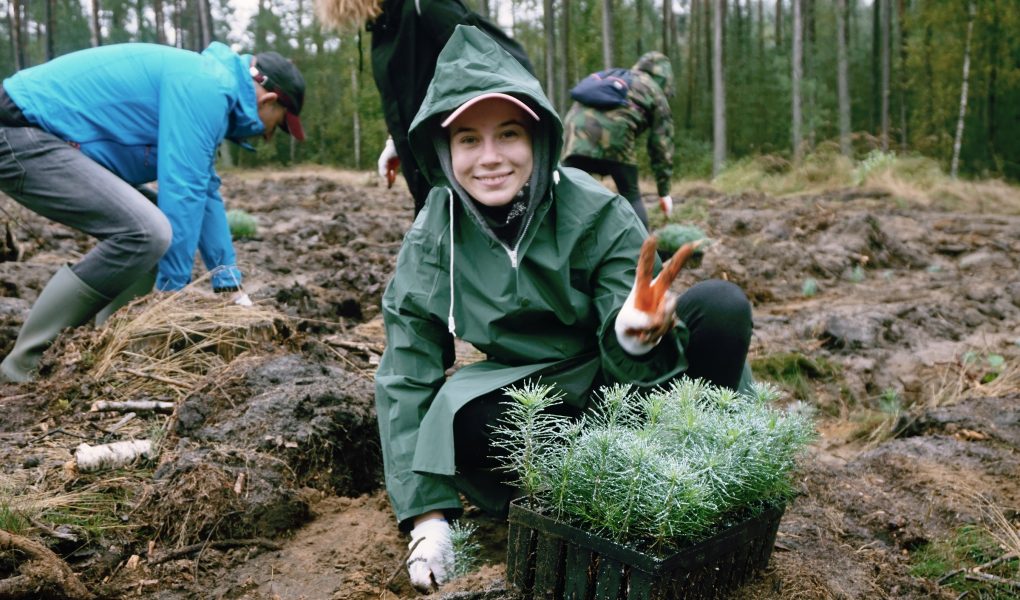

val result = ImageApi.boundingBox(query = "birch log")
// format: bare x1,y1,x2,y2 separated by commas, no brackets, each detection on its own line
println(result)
75,440,153,471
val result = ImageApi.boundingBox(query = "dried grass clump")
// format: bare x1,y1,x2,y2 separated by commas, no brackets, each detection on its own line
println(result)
88,289,288,400
315,0,381,30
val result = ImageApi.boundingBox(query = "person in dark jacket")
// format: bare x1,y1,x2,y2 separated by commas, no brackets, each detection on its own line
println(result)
315,0,534,216
376,25,754,591
0,42,306,383
562,52,677,230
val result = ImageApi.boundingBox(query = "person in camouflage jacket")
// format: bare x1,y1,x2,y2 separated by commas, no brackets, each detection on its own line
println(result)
562,51,675,230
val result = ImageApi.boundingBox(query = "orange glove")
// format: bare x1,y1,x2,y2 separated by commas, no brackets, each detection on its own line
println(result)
614,236,701,355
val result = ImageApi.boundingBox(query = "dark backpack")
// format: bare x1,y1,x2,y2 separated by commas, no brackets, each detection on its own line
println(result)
569,68,635,109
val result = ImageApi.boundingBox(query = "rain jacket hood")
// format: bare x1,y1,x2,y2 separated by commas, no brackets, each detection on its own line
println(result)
634,50,675,98
408,25,561,245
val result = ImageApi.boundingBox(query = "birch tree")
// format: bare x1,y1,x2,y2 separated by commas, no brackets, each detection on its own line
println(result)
951,0,975,179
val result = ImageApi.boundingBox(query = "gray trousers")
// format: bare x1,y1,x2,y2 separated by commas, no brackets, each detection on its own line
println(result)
0,125,171,298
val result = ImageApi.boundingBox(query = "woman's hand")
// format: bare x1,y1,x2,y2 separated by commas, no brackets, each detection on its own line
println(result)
406,511,452,591
614,236,701,355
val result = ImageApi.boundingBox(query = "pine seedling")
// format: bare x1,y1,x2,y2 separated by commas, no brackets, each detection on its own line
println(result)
226,209,258,240
490,382,568,502
446,521,482,580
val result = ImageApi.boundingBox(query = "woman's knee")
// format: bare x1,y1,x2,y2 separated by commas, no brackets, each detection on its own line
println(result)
680,279,752,329
136,210,172,264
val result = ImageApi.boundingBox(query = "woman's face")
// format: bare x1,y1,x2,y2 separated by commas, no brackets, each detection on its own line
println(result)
448,99,534,207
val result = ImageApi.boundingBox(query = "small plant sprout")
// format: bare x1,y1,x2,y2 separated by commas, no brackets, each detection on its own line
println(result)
849,264,865,283
445,521,482,580
493,377,816,553
226,209,258,240
802,278,819,297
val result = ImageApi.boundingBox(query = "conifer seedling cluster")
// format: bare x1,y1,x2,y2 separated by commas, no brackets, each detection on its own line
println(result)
493,379,815,554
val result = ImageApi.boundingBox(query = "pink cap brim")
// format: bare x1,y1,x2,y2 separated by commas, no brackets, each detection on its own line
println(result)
441,93,540,128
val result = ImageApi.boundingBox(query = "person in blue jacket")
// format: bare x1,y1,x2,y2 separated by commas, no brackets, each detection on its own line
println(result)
0,42,306,383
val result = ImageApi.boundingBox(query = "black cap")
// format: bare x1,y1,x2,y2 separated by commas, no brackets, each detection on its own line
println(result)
251,52,306,141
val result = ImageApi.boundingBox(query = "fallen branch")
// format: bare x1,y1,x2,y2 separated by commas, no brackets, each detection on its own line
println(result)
91,400,174,413
0,529,93,600
962,571,1020,588
148,538,281,565
938,552,1019,585
74,440,153,472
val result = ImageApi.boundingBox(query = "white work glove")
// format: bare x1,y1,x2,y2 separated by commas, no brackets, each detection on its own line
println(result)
377,137,400,188
232,292,253,307
659,195,674,217
407,518,453,592
614,236,700,355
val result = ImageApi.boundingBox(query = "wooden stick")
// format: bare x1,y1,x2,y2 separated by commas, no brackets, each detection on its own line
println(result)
381,536,424,594
91,400,175,413
148,538,281,565
962,571,1020,588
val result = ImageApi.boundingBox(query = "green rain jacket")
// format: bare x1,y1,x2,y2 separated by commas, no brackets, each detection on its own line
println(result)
374,26,689,529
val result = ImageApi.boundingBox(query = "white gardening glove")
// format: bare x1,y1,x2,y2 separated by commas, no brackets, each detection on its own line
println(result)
232,292,253,307
614,236,701,355
659,195,673,217
407,518,453,592
377,137,400,188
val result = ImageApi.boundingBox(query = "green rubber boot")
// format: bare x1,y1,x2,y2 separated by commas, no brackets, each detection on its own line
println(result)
1,265,110,383
95,271,156,326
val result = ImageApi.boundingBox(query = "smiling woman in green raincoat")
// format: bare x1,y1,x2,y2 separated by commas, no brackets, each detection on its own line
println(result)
375,25,754,591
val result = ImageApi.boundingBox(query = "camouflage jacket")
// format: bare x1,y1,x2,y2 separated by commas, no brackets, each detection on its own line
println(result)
562,51,675,197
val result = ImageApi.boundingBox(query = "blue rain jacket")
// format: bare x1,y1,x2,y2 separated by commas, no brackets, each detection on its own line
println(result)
3,42,265,291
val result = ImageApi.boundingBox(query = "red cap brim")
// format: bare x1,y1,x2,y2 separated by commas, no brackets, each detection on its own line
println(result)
284,112,305,141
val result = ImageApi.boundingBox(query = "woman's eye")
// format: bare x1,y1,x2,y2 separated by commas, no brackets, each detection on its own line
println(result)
500,129,520,140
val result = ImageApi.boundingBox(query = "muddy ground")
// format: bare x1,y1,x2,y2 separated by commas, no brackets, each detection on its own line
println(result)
1,168,1018,600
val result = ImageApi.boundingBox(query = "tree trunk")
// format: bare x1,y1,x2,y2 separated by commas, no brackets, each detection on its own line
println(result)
685,0,698,130
836,0,850,156
601,0,614,69
805,0,815,148
897,0,908,150
951,0,975,179
91,0,103,46
543,0,556,108
46,0,56,60
757,0,764,58
635,0,643,56
174,0,183,48
478,0,489,20
662,0,672,55
871,0,880,133
880,0,890,151
712,0,726,177
196,0,211,48
775,0,782,49
558,0,571,115
986,0,999,166
791,0,803,162
352,63,361,169
154,0,165,44
10,0,25,70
